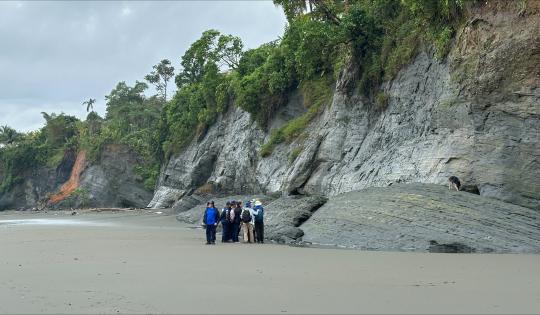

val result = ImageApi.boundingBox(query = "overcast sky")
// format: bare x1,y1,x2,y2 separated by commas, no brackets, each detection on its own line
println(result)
0,1,286,132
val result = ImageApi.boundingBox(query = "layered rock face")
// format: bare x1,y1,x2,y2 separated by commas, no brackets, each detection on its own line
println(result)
300,184,540,253
163,184,540,253
151,4,540,210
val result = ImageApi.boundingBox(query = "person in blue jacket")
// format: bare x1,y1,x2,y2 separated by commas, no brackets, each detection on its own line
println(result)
253,200,265,243
203,201,219,245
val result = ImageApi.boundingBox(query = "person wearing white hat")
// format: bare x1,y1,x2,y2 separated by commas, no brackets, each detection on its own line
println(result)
252,200,265,243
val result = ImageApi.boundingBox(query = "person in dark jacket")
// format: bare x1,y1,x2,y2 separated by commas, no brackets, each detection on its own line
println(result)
220,202,232,242
253,200,265,243
203,201,219,245
231,201,242,243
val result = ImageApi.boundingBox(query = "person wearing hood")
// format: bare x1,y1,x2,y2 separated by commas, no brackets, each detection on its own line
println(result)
252,200,265,243
203,201,219,245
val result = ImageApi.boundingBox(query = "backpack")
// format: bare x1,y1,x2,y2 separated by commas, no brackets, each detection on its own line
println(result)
241,209,252,223
254,206,264,223
220,208,229,223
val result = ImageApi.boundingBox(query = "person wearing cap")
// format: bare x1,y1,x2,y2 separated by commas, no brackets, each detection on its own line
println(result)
202,201,219,245
220,202,232,242
252,200,265,243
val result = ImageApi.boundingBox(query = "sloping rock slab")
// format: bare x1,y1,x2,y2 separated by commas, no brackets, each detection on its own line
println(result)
265,195,327,244
300,184,540,253
147,186,185,209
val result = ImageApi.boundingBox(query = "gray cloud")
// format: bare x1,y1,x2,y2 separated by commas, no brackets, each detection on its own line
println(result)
0,1,286,131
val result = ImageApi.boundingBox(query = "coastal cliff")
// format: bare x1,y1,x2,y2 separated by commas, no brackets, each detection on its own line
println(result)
1,0,538,253
150,2,539,211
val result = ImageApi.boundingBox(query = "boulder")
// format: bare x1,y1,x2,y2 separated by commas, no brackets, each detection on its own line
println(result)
264,195,327,244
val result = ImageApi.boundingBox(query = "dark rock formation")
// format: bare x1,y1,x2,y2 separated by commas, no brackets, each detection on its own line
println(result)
264,195,327,244
300,184,540,253
0,150,78,210
0,166,57,210
76,144,153,208
0,144,152,210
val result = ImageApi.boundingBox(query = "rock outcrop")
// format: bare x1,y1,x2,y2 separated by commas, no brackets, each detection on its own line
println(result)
264,195,327,244
75,144,153,208
0,144,153,210
0,150,77,210
300,184,540,253
150,3,540,210
172,183,540,254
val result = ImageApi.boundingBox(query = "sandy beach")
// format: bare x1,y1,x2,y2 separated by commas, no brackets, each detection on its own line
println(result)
1,210,539,314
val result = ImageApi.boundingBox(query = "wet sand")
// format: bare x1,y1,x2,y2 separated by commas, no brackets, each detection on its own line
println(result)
1,211,539,314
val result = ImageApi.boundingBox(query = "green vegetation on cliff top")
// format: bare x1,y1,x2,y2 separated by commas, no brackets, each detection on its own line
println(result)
0,0,464,194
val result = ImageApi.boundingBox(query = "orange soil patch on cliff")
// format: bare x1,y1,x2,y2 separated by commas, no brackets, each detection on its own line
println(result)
49,150,87,204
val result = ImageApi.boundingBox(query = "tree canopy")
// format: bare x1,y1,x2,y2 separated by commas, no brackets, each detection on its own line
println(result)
175,30,243,88
145,59,175,101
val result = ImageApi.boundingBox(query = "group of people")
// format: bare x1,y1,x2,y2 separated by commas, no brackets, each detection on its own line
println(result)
202,200,264,245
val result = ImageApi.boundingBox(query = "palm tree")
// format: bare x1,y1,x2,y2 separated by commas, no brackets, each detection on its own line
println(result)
0,125,21,145
82,98,96,112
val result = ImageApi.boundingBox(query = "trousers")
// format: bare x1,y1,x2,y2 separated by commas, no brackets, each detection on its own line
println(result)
242,222,254,243
205,224,216,243
254,221,264,243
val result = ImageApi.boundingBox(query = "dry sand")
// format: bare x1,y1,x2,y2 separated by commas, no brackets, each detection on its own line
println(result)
1,210,539,314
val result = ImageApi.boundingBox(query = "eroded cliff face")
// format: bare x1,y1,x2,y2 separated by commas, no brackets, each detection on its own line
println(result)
0,150,76,210
151,3,539,210
74,144,153,208
0,144,153,210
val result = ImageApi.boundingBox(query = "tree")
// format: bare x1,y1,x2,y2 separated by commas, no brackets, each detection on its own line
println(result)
216,34,244,69
85,111,103,136
105,81,148,121
104,81,163,135
273,0,309,21
273,0,342,24
40,113,79,147
145,59,175,101
82,98,96,112
175,30,244,88
0,125,22,145
175,30,221,88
